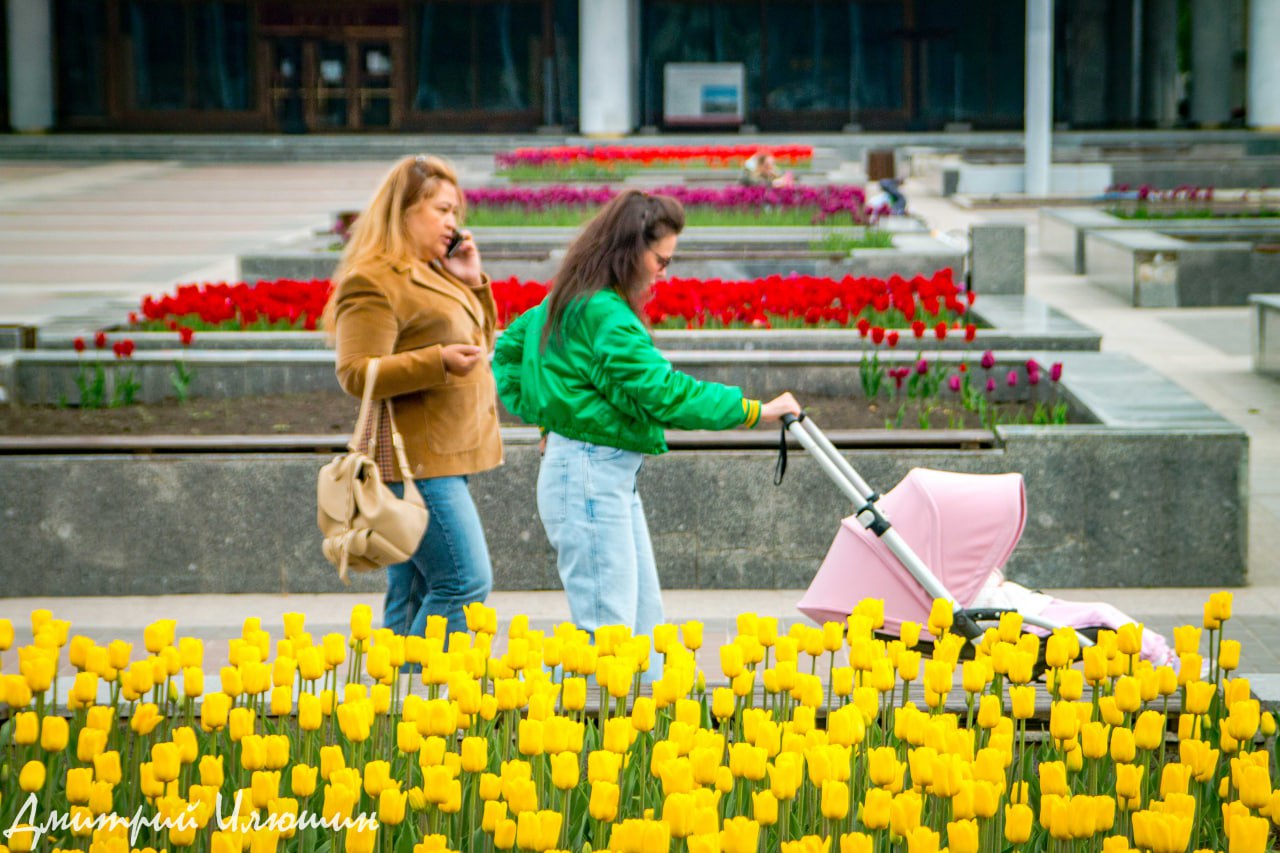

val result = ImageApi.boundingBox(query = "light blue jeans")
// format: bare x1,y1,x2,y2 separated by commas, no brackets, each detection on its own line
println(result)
385,476,493,641
537,433,665,677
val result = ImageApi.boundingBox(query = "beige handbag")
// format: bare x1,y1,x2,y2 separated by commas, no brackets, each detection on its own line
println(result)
317,359,429,583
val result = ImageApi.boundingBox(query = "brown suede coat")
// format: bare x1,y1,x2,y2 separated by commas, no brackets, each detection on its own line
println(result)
332,256,503,480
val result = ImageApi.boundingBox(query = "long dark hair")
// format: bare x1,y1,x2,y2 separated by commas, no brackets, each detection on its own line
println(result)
541,189,685,348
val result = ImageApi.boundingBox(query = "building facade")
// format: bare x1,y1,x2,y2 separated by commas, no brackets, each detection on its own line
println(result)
3,0,1273,134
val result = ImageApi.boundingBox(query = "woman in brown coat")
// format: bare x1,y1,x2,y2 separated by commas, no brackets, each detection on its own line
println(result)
324,154,500,640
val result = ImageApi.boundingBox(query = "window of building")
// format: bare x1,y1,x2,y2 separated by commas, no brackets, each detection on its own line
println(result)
408,0,573,128
412,1,546,116
55,0,109,119
126,0,253,111
194,2,252,110
0,0,8,129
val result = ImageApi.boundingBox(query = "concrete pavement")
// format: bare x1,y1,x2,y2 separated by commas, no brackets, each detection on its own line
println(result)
1,144,1277,694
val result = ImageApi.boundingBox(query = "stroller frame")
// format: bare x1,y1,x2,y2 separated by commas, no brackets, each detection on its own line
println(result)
782,413,1094,649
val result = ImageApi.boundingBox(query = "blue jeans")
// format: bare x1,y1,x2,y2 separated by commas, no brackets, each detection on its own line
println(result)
385,476,493,640
537,433,664,676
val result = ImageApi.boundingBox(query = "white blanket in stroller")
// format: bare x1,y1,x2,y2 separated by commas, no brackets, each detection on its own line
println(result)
971,570,1177,668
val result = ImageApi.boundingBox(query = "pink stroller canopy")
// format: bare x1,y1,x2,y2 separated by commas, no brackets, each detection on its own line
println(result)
797,468,1027,636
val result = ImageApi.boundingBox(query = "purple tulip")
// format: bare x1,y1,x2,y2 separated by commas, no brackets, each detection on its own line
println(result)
1028,368,1041,386
1050,362,1063,382
1025,358,1041,373
1006,370,1019,387
985,378,996,393
948,375,961,393
916,358,929,375
980,351,996,370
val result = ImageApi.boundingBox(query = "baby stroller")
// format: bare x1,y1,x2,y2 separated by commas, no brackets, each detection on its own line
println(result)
783,414,1114,662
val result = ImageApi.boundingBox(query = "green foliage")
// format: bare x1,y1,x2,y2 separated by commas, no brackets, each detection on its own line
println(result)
812,229,895,252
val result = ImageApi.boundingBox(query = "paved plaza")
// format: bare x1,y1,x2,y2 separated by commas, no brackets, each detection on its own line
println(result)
2,139,1278,692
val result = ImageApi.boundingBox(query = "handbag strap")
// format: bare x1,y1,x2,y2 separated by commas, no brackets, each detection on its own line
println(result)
349,358,425,508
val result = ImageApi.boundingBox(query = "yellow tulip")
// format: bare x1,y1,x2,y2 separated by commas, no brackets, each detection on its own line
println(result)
820,780,849,820
946,818,979,853
239,734,266,771
665,791,697,838
1134,710,1166,751
720,816,760,853
854,787,889,830
627,696,655,732
1006,684,1033,720
289,764,316,797
201,691,231,732
362,760,393,797
34,714,69,753
1039,761,1069,797
251,770,281,809
890,790,922,837
678,620,704,650
1082,721,1110,760
1227,700,1261,741
1229,813,1269,853
1049,701,1079,742
752,789,778,826
729,742,767,781
589,780,619,821
550,752,579,790
977,694,1002,729
19,760,45,792
151,741,181,782
897,650,921,682
75,727,106,763
493,817,517,850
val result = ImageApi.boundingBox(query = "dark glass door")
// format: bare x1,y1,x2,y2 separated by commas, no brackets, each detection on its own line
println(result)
267,36,401,131
267,37,306,132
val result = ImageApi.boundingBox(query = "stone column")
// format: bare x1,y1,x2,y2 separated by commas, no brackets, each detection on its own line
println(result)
1024,0,1052,196
1190,0,1233,125
579,0,635,135
6,0,55,132
1248,0,1280,127
1142,0,1178,127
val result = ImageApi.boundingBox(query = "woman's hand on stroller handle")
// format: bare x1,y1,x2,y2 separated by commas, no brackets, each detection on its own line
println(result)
761,392,802,423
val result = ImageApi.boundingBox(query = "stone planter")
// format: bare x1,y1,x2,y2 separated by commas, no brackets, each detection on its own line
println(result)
0,351,1247,593
236,224,963,285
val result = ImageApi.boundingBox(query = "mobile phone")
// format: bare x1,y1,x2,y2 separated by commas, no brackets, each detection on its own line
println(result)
445,230,465,258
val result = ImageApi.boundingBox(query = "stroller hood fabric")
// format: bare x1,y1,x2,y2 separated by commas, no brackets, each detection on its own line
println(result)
797,468,1027,636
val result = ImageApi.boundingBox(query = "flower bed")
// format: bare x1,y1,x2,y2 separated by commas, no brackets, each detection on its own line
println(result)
126,271,972,334
0,593,1272,853
457,186,870,228
1105,185,1280,220
496,144,813,179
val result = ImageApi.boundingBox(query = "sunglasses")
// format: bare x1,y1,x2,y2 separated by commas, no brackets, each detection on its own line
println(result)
650,248,673,271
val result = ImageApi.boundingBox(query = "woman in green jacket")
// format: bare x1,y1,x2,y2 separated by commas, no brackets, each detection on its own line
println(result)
493,190,800,676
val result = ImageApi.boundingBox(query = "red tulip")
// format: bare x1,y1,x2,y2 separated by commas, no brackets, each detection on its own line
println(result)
934,322,948,340
964,323,977,342
856,317,871,337
886,331,900,347
73,337,86,353
94,331,108,349
871,327,886,344
911,321,925,338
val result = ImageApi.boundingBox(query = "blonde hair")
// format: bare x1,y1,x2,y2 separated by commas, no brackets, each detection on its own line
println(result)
323,154,465,330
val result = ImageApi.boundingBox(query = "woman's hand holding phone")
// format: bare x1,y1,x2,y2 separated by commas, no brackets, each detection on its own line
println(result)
441,229,482,287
